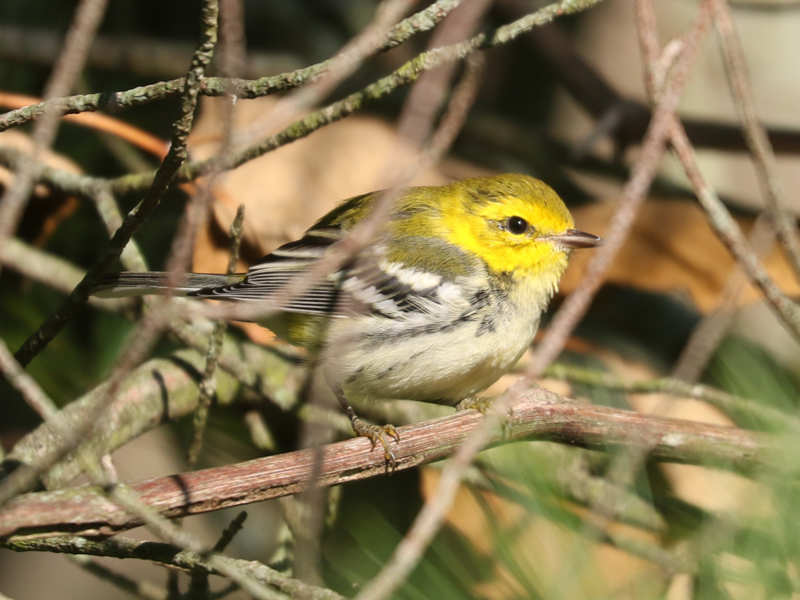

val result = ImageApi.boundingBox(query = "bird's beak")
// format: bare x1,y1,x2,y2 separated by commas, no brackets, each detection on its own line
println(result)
547,229,601,249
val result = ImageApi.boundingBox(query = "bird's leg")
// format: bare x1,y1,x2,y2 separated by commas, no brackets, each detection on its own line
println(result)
334,386,399,470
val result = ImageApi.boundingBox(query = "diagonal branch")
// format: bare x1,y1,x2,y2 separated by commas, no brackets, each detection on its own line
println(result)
12,2,218,368
0,2,221,507
710,0,800,278
0,0,463,132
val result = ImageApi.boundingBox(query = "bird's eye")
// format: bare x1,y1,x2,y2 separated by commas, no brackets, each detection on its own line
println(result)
506,216,529,235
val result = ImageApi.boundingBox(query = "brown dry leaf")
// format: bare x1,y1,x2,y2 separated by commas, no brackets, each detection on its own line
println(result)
562,198,800,313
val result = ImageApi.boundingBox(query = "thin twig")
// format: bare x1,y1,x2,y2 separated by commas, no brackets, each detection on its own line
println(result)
189,509,248,597
0,339,58,421
69,555,167,600
234,0,416,152
0,0,220,504
5,535,344,600
213,511,248,553
355,5,711,599
672,215,775,381
188,205,245,464
710,0,800,278
0,0,107,262
670,121,800,342
0,0,463,132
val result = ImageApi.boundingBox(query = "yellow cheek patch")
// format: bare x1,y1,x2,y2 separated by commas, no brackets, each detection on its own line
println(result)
441,176,574,277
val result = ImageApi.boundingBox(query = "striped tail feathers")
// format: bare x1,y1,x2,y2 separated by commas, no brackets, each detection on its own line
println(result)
93,271,245,298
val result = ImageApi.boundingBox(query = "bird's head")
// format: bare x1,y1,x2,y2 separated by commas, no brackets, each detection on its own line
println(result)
441,174,599,292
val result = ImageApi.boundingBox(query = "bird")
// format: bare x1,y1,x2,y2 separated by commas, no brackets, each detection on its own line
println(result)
95,173,600,463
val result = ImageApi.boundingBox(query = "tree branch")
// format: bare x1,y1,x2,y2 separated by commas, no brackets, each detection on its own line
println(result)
5,534,344,600
0,0,463,132
0,385,774,539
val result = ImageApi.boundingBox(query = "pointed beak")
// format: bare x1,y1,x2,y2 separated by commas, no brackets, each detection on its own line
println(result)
548,229,601,249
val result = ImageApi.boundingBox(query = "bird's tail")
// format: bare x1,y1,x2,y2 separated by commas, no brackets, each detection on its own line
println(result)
93,271,245,298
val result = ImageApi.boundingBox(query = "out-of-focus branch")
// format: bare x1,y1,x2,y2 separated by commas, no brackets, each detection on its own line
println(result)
0,339,58,421
0,0,107,255
5,535,344,600
0,0,464,132
500,1,800,156
671,122,800,342
68,554,167,600
4,338,302,490
12,1,218,369
544,362,800,431
0,24,303,80
672,215,775,381
0,0,604,204
0,237,134,312
711,0,800,277
0,384,774,539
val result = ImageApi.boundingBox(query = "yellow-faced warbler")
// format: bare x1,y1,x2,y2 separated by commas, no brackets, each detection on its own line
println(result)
96,174,599,461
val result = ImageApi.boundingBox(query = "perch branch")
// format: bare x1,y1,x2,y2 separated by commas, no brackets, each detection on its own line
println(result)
0,384,775,539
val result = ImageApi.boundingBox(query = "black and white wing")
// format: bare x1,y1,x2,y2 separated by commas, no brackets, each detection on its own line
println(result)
189,226,348,316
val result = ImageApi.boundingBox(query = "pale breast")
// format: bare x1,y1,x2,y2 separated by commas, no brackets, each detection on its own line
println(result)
323,295,541,404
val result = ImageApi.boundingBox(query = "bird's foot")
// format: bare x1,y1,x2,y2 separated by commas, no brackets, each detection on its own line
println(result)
456,396,493,414
456,396,512,439
350,417,400,471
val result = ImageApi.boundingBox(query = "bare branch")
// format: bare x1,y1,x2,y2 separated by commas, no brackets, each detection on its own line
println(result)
5,535,344,600
670,120,800,342
0,386,771,539
0,0,464,132
0,0,107,253
12,1,219,368
0,339,58,421
711,0,800,278
354,6,713,599
544,363,800,431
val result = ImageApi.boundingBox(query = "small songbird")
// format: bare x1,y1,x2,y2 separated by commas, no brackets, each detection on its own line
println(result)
96,174,600,461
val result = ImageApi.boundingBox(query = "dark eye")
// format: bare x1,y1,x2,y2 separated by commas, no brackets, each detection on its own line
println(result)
506,216,529,235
